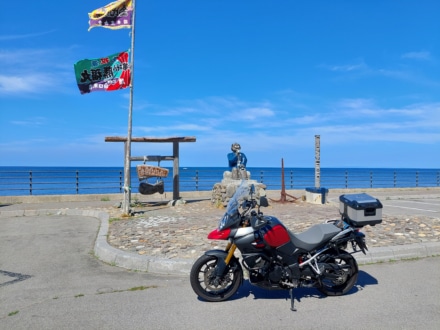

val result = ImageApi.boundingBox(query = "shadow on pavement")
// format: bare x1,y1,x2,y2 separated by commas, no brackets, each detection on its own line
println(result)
198,269,378,304
0,204,12,208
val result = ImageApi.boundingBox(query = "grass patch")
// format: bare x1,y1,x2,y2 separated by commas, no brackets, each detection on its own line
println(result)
97,285,158,295
101,197,111,201
74,294,84,298
214,199,224,209
8,311,19,316
128,286,153,291
362,255,436,266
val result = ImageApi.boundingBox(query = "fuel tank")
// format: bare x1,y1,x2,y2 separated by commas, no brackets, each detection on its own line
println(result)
259,216,290,247
235,216,297,262
259,216,296,257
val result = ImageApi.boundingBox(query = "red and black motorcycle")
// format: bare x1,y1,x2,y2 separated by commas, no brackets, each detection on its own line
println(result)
190,181,382,310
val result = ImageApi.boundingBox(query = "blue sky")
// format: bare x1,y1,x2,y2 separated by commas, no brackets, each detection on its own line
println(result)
1,0,439,168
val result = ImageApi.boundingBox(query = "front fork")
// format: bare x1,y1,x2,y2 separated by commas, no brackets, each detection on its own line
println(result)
214,242,237,277
224,242,237,264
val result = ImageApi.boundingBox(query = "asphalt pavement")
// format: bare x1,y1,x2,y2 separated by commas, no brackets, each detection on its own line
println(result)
1,188,440,276
0,211,439,329
1,188,440,329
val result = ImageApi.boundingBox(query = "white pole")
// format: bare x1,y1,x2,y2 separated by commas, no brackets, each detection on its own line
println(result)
122,0,136,214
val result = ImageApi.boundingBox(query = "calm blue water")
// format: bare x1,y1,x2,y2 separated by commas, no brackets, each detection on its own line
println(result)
0,166,439,196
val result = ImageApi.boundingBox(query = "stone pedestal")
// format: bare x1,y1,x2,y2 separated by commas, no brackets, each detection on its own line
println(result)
211,171,266,205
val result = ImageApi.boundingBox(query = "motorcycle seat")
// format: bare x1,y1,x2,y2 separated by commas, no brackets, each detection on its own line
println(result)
289,224,341,251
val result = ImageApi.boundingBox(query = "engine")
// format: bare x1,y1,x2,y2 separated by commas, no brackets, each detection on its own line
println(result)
268,264,283,283
242,253,303,289
242,254,270,271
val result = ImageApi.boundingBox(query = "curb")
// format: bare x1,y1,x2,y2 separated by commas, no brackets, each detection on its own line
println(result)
1,208,439,275
355,241,440,264
93,209,192,275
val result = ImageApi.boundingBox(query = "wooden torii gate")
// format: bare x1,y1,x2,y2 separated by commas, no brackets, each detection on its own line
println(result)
105,136,196,202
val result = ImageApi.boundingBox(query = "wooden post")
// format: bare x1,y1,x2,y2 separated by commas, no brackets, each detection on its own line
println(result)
315,135,321,188
173,141,179,200
123,140,131,213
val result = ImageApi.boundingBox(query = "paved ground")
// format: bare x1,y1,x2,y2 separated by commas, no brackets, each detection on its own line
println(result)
106,192,440,255
0,192,439,329
1,188,440,274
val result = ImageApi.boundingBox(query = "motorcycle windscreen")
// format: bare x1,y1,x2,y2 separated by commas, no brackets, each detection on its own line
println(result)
218,213,240,230
263,224,290,248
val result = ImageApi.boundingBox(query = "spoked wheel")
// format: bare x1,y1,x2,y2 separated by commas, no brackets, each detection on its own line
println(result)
190,254,242,302
318,250,359,296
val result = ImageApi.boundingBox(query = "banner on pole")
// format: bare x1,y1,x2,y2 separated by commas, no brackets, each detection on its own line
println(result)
88,0,133,31
73,50,131,94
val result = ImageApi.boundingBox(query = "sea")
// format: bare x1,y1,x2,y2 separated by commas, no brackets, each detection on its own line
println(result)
0,166,439,196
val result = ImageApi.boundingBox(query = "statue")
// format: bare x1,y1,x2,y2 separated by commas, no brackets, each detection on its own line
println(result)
227,142,248,179
211,142,266,205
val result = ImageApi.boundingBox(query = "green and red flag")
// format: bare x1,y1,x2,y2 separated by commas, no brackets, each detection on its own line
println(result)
88,0,133,31
73,50,131,94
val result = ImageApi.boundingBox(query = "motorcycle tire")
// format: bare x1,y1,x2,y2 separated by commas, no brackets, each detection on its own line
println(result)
190,254,243,302
318,250,359,296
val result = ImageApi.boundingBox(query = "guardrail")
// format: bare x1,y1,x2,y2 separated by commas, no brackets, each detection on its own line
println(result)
0,169,125,196
0,168,439,196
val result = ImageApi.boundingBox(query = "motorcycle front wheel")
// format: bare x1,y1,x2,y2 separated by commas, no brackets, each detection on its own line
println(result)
190,254,243,302
318,250,359,296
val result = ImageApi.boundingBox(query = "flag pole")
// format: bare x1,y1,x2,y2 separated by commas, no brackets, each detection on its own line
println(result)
123,0,136,214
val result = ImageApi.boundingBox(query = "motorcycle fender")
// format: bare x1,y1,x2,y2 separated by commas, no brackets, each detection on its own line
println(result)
204,249,231,259
204,249,243,280
354,231,368,254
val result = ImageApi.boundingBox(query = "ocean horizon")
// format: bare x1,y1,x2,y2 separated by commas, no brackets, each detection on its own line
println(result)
1,166,439,196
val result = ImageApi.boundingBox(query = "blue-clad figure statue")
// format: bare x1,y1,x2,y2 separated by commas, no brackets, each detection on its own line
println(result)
227,142,248,179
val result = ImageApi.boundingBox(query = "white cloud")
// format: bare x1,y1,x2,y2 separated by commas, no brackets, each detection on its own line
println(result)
10,117,48,127
320,61,367,72
89,93,440,157
333,99,439,121
0,47,76,96
0,30,56,41
136,123,212,134
238,107,275,120
401,51,431,60
0,75,58,94
320,56,439,89
303,101,440,144
0,49,54,66
145,96,276,123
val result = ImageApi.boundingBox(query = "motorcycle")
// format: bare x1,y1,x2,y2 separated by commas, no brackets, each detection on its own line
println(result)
190,181,382,311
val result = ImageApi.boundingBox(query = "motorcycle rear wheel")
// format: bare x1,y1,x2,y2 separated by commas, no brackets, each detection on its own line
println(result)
190,254,242,302
318,250,359,296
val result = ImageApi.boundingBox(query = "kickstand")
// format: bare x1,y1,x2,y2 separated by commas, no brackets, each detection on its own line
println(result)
290,288,297,311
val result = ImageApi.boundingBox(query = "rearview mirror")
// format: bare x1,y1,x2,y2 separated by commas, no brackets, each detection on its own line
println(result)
249,184,255,196
259,196,269,207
